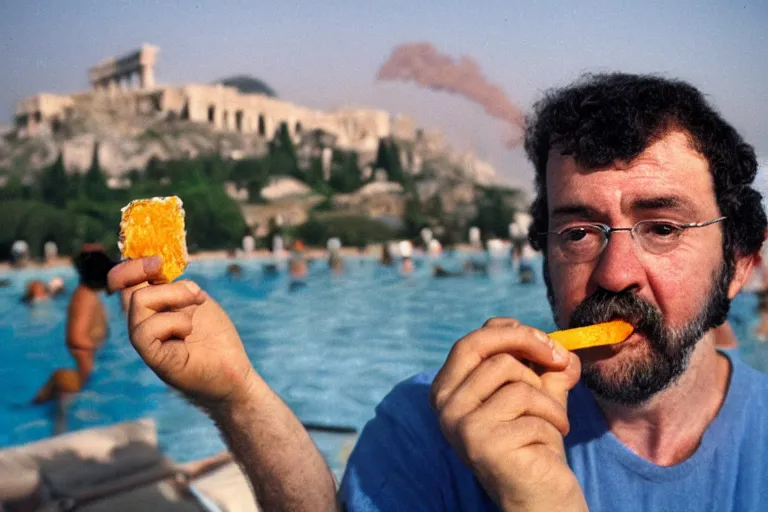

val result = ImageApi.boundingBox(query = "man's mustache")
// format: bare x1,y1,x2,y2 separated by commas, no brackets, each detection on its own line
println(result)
569,288,665,342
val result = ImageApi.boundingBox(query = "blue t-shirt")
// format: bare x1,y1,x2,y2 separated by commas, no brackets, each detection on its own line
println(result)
340,352,768,511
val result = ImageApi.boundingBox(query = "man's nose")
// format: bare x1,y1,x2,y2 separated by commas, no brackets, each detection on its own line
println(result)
589,231,645,294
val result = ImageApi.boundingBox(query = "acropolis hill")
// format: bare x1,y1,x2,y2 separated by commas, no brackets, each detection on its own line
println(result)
4,44,497,186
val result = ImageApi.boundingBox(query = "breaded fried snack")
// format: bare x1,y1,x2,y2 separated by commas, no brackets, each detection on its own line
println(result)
549,320,634,351
119,196,188,282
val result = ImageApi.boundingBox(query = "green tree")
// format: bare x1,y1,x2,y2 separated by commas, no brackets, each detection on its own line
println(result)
329,151,362,193
66,198,123,252
374,138,405,184
0,174,24,201
127,168,143,186
472,187,517,240
145,156,167,183
231,158,270,203
84,143,109,201
402,191,428,240
166,158,206,186
294,214,397,248
68,172,84,200
202,155,231,183
269,123,299,178
179,185,247,251
304,157,325,188
40,152,69,208
0,200,77,260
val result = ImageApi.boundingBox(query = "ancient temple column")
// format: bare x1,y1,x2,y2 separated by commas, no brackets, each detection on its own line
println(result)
140,65,155,89
108,77,118,95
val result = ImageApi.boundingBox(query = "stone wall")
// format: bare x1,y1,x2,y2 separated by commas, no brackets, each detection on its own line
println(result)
177,84,391,153
14,94,74,136
15,83,392,158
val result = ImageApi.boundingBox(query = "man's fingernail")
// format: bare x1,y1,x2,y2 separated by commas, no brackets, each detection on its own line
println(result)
145,255,163,273
183,280,201,296
535,330,554,347
552,343,569,363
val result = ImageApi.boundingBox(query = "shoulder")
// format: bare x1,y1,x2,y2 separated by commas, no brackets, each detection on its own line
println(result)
734,356,768,403
379,370,437,405
722,354,768,431
68,286,103,314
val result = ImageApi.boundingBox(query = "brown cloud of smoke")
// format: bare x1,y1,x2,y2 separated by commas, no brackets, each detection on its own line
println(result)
377,42,525,148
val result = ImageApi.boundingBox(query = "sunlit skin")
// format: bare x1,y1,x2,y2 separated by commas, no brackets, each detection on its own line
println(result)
24,280,50,302
66,283,108,380
32,283,108,403
546,130,755,464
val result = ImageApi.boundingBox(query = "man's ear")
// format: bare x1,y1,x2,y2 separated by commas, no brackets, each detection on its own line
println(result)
728,252,759,299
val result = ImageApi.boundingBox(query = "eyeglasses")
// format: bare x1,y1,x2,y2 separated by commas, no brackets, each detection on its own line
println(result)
542,217,726,263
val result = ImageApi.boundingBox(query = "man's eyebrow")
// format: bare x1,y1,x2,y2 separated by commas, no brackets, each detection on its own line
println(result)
551,203,601,220
631,195,697,214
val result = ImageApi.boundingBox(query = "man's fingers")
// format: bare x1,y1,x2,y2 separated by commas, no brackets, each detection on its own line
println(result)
107,256,164,294
434,352,543,414
482,317,521,329
447,383,570,468
132,311,194,352
129,281,205,330
431,321,570,409
497,416,566,456
477,381,570,437
121,283,147,313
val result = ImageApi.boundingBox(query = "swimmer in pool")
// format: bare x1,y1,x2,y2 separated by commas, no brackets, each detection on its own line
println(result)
21,280,51,304
33,246,114,404
226,263,244,279
289,240,308,279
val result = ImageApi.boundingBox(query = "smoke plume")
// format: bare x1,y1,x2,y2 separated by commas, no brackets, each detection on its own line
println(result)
377,42,525,148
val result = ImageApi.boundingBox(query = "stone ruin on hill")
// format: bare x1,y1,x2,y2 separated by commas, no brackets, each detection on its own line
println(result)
6,44,498,188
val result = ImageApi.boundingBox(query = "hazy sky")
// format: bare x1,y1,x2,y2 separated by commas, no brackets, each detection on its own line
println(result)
1,0,766,189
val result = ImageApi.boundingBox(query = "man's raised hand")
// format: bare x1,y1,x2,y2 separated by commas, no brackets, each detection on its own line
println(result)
430,317,587,512
108,256,258,410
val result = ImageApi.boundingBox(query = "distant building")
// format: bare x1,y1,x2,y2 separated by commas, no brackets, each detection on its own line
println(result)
14,44,391,155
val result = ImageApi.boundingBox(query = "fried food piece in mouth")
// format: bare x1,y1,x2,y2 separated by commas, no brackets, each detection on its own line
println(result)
549,320,634,351
119,196,188,282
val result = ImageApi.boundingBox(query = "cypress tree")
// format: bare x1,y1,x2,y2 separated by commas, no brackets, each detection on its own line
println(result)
84,142,109,201
40,152,69,207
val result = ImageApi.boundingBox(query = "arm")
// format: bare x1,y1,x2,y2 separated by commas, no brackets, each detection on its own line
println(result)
207,372,338,511
108,257,338,512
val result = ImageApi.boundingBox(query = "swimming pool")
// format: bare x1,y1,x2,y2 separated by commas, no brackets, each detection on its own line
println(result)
2,253,767,478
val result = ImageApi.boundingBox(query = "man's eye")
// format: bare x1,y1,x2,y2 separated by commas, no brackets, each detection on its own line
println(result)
648,223,679,237
562,228,589,242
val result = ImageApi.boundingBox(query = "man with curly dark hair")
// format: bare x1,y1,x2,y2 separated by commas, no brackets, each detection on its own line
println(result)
106,73,768,511
339,73,768,511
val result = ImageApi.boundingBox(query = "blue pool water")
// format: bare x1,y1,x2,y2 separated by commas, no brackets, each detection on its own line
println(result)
2,254,767,477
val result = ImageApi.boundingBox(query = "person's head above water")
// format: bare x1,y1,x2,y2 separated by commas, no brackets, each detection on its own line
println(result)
22,280,50,303
524,73,767,406
73,244,116,291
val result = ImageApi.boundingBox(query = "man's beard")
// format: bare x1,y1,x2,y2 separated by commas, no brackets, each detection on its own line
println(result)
543,261,732,406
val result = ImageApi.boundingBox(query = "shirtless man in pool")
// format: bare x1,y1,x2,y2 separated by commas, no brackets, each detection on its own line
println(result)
33,246,113,403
